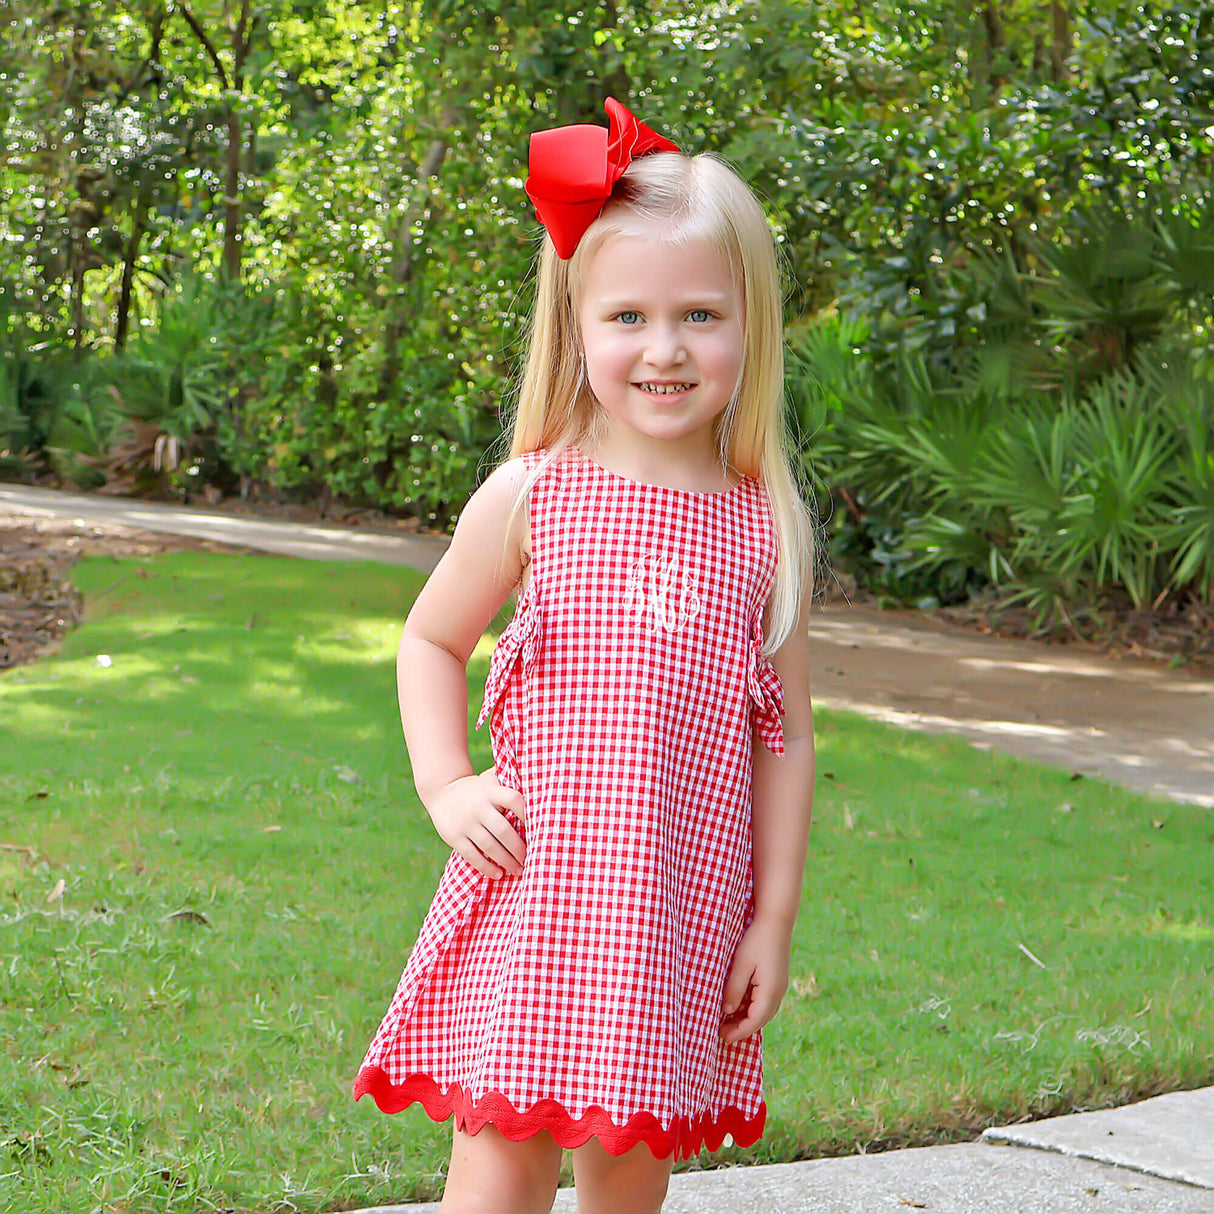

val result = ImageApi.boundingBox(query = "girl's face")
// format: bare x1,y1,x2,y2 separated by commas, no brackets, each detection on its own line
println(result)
577,218,744,468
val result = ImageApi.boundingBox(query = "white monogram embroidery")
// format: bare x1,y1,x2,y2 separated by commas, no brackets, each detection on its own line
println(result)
624,552,702,634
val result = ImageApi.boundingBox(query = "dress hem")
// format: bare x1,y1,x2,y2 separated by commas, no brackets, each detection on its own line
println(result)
352,1065,765,1160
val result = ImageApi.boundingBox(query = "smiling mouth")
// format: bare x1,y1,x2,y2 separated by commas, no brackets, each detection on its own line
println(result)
636,382,695,395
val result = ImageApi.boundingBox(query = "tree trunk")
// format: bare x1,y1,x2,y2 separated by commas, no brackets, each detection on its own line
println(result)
177,0,256,285
66,15,88,354
223,107,243,281
983,2,1007,96
600,0,632,103
70,254,86,355
114,211,145,349
1050,1,1071,83
379,107,459,397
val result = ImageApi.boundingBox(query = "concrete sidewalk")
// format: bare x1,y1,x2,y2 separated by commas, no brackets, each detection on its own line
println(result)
0,482,451,570
805,604,1214,808
348,1087,1214,1213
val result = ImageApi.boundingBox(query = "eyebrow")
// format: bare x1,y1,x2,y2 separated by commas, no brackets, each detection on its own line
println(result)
595,294,734,309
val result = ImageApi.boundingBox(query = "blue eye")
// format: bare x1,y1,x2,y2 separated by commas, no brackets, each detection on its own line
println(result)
616,311,640,324
688,309,713,323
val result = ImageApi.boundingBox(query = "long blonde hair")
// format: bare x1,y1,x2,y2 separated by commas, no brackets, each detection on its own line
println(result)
490,151,814,655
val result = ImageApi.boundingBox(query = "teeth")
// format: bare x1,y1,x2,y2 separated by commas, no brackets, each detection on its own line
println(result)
638,382,693,395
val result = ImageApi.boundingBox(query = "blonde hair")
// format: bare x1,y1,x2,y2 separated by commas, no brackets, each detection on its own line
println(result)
490,150,814,655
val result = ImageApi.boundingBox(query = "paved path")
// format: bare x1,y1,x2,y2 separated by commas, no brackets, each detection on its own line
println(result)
350,1087,1214,1213
807,603,1214,808
3,482,1211,1213
0,483,450,570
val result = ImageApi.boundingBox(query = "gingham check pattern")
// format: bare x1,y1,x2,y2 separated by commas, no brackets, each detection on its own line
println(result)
354,446,786,1159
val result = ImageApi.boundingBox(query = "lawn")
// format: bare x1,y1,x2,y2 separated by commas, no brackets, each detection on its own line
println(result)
1,549,1211,1213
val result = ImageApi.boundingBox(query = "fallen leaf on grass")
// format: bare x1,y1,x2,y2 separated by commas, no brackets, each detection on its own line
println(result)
31,1059,86,1088
161,909,210,927
824,773,853,789
0,843,40,862
262,824,282,833
8,1131,52,1164
46,877,65,904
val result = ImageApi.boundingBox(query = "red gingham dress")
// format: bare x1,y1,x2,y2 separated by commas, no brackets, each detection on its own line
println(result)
353,445,786,1159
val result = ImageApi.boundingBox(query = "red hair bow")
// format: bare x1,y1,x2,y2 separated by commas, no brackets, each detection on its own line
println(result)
525,97,679,259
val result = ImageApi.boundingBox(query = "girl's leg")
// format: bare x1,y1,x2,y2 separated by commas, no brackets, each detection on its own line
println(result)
570,1137,674,1214
440,1123,563,1214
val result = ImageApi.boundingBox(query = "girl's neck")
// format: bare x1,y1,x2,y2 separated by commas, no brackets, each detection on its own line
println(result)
580,435,739,494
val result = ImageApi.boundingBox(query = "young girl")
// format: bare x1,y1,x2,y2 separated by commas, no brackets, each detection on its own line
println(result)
353,98,816,1214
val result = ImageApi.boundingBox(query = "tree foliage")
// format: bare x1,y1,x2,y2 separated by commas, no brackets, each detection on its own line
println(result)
2,0,1213,613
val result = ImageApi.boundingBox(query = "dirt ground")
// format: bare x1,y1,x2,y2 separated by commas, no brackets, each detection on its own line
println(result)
0,513,267,669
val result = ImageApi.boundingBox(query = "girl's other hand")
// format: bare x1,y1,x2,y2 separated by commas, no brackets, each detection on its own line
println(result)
719,918,792,1044
425,769,527,880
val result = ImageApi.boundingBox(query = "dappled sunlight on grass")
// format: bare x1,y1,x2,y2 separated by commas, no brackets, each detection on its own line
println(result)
1073,912,1214,944
3,552,502,782
1156,920,1214,943
1,551,1210,1210
473,631,500,660
308,618,402,655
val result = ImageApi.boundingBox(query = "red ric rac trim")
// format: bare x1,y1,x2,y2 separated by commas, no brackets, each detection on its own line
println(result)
353,1066,765,1160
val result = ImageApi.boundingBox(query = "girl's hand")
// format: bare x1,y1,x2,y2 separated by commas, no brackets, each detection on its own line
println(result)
425,769,527,880
719,918,792,1043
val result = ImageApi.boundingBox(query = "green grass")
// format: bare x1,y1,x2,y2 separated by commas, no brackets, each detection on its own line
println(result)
1,549,1211,1213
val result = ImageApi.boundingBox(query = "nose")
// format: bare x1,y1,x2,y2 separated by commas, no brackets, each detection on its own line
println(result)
643,322,686,369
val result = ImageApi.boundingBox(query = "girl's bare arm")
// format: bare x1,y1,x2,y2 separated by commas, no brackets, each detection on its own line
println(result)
748,570,815,932
398,458,531,878
721,564,815,1042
